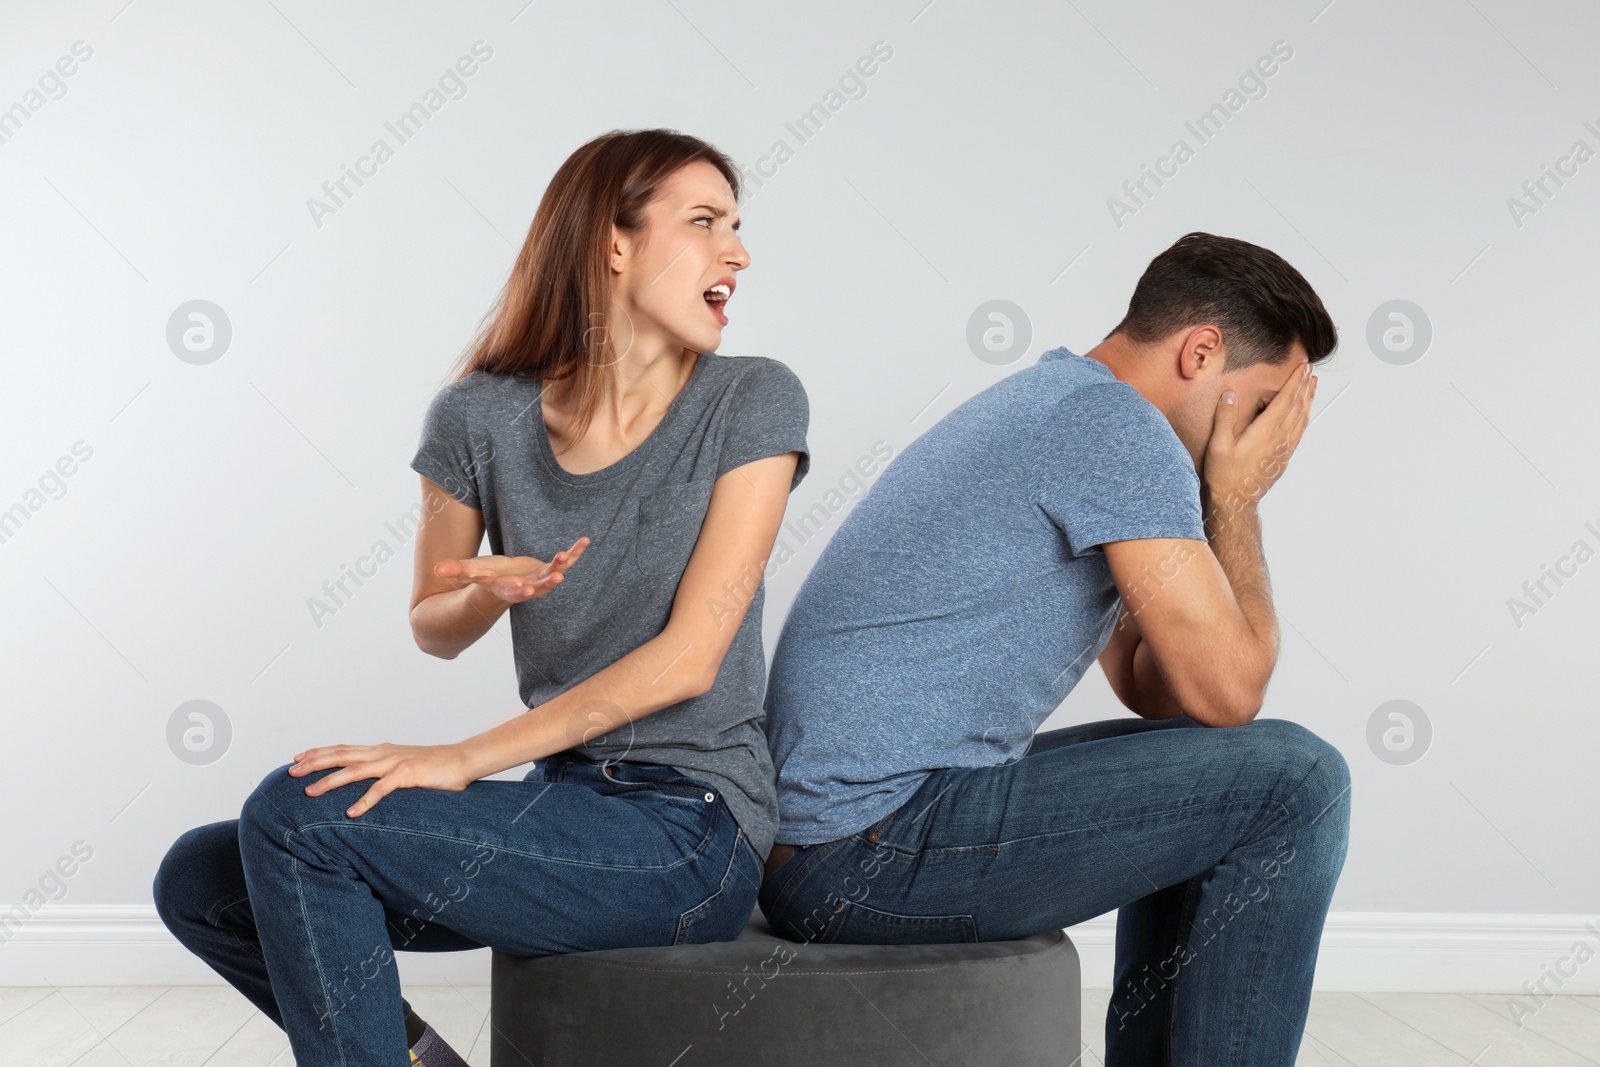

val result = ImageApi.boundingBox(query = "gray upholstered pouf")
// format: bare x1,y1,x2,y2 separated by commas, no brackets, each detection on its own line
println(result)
489,912,1080,1066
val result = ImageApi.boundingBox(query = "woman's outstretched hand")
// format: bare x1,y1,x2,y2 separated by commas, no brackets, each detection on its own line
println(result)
288,743,477,818
434,536,590,605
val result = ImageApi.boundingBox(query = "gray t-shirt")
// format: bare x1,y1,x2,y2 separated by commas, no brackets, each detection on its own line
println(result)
765,346,1205,844
409,352,810,859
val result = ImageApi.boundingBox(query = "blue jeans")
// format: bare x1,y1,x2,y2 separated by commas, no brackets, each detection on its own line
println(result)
155,755,761,1067
758,714,1351,1067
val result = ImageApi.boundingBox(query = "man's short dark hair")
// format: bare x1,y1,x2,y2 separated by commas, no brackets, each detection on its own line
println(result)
1107,232,1338,371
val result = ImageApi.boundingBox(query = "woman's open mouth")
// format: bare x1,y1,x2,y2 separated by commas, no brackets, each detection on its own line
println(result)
704,282,732,327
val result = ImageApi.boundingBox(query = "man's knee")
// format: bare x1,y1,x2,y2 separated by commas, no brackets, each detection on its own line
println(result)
1249,719,1352,833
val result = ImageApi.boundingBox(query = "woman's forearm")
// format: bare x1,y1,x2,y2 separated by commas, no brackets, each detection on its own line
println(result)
410,581,511,659
453,623,714,779
448,454,799,779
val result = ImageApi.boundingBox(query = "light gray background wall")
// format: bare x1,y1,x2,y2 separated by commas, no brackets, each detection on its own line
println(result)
2,0,1595,986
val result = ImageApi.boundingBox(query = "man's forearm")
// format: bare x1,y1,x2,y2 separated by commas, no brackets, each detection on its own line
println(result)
1202,486,1280,694
1128,637,1187,719
1102,604,1185,720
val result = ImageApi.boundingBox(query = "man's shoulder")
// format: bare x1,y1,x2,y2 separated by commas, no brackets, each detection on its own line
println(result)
926,347,1146,452
968,345,1128,414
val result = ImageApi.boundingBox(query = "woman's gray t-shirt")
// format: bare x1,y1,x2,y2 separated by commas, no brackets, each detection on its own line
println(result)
409,352,810,860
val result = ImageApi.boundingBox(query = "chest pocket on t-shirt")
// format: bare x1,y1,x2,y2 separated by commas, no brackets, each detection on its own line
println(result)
634,481,714,577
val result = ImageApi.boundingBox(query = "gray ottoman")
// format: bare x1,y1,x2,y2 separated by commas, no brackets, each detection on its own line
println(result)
489,911,1080,1066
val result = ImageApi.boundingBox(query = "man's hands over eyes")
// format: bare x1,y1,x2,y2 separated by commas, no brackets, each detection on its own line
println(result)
1202,361,1316,514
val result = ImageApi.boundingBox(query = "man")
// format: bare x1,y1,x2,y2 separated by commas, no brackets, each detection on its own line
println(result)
760,232,1349,1066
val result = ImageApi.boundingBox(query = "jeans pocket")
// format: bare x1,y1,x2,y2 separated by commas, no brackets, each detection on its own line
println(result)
673,832,760,946
826,900,980,945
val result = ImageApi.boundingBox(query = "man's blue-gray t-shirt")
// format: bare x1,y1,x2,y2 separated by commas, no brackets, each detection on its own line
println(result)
764,346,1208,845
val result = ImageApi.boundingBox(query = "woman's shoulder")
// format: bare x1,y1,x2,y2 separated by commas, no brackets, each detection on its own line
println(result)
699,353,808,406
424,368,538,416
450,367,541,394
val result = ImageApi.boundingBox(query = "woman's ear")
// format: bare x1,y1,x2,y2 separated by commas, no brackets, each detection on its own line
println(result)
610,224,629,275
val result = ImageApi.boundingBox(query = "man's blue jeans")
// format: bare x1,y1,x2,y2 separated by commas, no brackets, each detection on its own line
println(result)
758,714,1351,1067
154,756,761,1067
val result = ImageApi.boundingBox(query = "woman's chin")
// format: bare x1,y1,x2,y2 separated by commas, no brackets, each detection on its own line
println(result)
678,325,723,354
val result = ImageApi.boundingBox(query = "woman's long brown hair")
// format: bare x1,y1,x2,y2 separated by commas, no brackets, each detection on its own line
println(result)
441,128,742,447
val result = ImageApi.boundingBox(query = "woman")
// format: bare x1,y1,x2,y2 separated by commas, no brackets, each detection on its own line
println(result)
153,128,809,1066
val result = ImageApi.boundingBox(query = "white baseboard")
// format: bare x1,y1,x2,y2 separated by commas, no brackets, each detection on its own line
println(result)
3,907,1597,994
0,906,495,987
1064,911,1600,994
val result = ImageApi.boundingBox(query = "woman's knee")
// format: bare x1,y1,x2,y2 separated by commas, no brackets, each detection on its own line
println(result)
238,762,317,837
153,820,244,928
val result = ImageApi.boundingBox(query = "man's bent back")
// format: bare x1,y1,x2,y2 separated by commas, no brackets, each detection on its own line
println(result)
759,232,1352,1067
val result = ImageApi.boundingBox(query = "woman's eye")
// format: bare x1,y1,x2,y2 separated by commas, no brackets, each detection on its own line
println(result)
692,216,713,228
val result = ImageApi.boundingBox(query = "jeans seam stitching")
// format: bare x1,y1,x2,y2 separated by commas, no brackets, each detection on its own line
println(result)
768,802,906,915
1163,874,1203,1062
247,786,352,1066
914,795,1271,857
767,836,849,914
1239,749,1336,846
673,825,746,946
204,889,252,926
824,901,980,944
286,818,715,873
1232,862,1279,1062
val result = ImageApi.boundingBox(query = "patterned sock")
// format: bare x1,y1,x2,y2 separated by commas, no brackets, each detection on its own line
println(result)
409,1021,470,1067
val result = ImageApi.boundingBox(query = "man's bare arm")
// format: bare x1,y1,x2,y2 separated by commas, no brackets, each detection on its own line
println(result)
1097,604,1185,719
1102,535,1266,725
1100,361,1316,727
1199,483,1279,701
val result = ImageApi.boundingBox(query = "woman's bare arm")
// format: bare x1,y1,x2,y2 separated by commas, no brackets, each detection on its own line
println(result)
453,451,801,780
407,477,510,659
296,459,796,816
409,475,591,658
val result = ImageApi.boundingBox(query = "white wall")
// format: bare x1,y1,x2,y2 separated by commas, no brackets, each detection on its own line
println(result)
1,0,1595,991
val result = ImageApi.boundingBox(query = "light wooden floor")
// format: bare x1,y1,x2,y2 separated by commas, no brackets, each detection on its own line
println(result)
1080,988,1600,1066
0,984,1595,1066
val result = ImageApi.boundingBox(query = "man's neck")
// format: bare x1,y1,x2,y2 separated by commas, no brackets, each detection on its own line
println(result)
1080,333,1205,471
1082,334,1168,414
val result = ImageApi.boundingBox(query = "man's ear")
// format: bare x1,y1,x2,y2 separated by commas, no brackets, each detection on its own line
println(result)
1178,324,1224,381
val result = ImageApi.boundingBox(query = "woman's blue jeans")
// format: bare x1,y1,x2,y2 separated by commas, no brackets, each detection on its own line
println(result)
758,714,1351,1067
154,755,761,1067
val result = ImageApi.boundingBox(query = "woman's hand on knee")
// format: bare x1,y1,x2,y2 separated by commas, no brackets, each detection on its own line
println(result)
287,743,477,818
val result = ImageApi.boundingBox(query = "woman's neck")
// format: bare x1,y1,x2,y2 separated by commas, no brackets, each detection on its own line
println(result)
542,348,699,473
